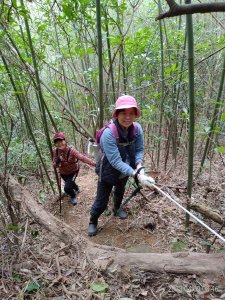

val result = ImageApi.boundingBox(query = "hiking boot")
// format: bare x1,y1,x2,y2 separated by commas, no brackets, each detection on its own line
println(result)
70,197,77,205
88,223,97,236
88,213,98,236
112,194,127,219
114,207,128,219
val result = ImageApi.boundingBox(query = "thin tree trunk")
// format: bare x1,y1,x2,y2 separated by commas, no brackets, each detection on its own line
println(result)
157,0,165,170
105,9,116,103
185,0,195,227
96,0,104,128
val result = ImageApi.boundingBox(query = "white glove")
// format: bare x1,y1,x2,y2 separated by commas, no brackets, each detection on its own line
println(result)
138,174,155,187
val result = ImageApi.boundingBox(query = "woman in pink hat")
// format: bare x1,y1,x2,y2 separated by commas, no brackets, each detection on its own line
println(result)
88,95,155,236
53,132,96,205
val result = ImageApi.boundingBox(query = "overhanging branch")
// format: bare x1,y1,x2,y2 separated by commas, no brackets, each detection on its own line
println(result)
156,0,225,20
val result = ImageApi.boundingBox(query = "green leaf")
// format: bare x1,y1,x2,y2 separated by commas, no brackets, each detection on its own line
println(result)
7,224,18,230
215,146,225,153
200,240,211,246
90,280,109,293
171,240,187,252
13,274,22,282
12,0,18,8
221,112,225,121
18,7,31,19
62,4,74,19
210,101,225,106
104,208,111,216
25,281,40,292
31,230,39,238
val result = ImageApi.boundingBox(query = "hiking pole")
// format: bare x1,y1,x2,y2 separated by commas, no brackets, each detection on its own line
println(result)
98,185,142,232
98,170,144,232
119,168,144,209
58,173,62,216
142,179,225,243
98,186,141,232
119,185,141,209
54,168,62,216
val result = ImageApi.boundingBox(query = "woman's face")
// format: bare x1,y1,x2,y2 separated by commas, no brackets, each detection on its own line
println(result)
117,108,137,129
55,140,66,150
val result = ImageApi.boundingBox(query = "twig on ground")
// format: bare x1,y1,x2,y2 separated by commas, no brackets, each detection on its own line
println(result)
48,244,71,267
19,217,29,261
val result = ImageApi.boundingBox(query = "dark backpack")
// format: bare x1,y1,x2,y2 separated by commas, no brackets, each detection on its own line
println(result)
96,120,138,145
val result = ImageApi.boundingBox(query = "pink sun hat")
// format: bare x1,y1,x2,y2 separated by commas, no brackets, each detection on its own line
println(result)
112,95,141,118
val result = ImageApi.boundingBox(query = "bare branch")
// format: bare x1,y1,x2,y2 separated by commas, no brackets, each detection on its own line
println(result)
156,1,225,20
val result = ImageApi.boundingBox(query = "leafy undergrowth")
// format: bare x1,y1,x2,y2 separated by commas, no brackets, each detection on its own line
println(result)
1,155,225,299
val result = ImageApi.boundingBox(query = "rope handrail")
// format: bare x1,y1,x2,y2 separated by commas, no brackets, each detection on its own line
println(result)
149,183,225,243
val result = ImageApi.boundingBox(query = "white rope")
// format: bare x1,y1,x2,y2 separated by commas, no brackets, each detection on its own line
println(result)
149,183,225,243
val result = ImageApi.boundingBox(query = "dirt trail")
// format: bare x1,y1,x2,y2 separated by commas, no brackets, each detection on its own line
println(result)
61,166,165,252
57,156,225,254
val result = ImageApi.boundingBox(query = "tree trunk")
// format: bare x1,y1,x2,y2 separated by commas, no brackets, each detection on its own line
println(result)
96,0,104,128
185,0,195,227
1,172,225,278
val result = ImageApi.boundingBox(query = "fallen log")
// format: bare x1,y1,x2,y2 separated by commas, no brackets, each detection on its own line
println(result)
190,203,225,225
87,247,225,276
1,172,225,278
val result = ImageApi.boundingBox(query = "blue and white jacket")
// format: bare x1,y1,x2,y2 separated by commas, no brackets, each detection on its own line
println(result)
96,120,144,185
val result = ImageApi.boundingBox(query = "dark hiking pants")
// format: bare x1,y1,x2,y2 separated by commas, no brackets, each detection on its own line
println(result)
61,173,79,198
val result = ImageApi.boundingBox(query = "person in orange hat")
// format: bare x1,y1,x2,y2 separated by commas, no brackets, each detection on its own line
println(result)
87,95,155,236
53,132,96,205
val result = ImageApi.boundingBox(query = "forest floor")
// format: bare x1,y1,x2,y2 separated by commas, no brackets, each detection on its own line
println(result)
57,155,225,255
2,154,225,299
45,153,225,299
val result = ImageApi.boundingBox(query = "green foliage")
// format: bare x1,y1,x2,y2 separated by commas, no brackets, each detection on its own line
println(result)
171,240,187,252
180,108,189,120
16,5,31,20
25,280,41,292
104,207,111,216
221,112,225,121
200,240,211,246
13,273,22,282
0,0,224,180
31,230,39,238
90,279,109,293
215,146,225,153
38,190,49,202
141,104,157,124
7,224,18,230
